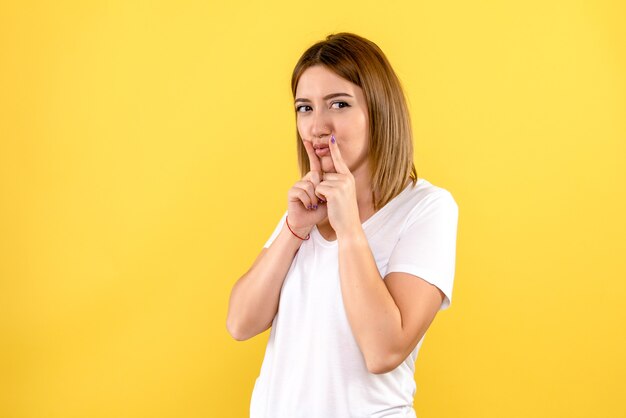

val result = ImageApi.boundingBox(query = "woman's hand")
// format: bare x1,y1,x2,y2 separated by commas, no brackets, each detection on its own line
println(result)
314,135,361,238
286,141,329,237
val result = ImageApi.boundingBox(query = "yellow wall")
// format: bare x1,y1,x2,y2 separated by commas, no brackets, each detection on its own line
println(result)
1,1,624,417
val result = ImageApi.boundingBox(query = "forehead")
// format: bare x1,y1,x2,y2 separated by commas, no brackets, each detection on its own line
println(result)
295,65,359,97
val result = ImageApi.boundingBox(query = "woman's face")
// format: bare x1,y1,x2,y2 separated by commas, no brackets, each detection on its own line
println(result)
295,65,369,175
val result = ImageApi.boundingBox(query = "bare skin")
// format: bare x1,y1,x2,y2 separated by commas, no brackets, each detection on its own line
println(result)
291,64,380,241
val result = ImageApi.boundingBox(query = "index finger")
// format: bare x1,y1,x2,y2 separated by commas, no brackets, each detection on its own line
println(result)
302,140,322,174
328,133,350,175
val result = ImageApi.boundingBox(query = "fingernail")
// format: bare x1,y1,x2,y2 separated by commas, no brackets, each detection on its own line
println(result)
313,205,318,209
307,204,312,209
331,134,336,144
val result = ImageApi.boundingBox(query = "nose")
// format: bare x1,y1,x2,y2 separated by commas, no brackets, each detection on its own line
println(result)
309,109,332,139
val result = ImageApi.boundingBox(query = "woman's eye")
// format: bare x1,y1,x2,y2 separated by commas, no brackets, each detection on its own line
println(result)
331,101,350,109
296,105,312,112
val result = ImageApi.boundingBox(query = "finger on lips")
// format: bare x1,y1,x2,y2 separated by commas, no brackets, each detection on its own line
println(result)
302,140,327,207
303,140,322,173
328,133,349,174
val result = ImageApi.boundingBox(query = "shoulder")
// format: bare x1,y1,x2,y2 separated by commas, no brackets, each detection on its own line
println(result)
398,178,458,220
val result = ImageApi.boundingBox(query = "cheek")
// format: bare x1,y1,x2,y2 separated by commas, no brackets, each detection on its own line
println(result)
338,111,367,132
337,117,367,146
296,119,307,138
356,111,368,132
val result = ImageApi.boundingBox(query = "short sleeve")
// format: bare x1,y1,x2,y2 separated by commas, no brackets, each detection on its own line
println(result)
386,191,459,310
263,210,288,248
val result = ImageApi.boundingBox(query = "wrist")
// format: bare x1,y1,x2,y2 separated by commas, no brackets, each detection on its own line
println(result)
336,223,366,243
285,216,312,240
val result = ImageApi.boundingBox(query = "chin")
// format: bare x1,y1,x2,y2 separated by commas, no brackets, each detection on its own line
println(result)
322,161,336,173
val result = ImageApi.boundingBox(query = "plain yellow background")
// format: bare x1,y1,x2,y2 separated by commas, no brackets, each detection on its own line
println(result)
1,1,624,417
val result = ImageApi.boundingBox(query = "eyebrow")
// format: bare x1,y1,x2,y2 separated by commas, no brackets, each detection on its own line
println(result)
294,93,354,104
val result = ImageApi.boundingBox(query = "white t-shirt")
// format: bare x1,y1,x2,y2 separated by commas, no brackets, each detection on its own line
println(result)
250,178,459,418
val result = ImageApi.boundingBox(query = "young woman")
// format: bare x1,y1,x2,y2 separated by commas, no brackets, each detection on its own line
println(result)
227,32,459,418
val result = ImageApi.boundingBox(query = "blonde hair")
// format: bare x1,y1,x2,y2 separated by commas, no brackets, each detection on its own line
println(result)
291,32,418,211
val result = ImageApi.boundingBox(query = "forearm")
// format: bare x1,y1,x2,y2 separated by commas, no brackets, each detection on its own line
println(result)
337,227,402,373
227,223,309,340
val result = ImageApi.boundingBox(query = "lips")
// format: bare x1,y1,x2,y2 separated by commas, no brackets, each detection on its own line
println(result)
315,147,330,157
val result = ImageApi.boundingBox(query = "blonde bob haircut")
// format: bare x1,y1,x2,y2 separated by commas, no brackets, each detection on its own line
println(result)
291,32,419,211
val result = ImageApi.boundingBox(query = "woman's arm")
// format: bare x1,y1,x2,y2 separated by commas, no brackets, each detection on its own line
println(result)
226,223,310,341
337,227,443,374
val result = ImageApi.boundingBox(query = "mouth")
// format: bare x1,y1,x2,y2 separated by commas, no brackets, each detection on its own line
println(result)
315,147,330,157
